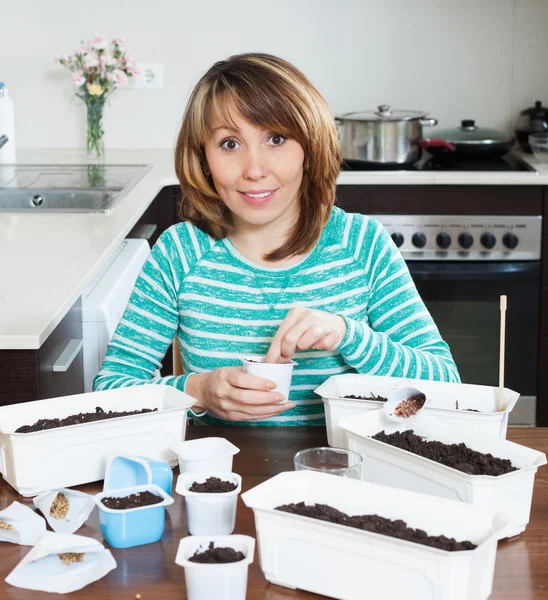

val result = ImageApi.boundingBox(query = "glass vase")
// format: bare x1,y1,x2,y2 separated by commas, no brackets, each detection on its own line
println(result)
86,96,106,160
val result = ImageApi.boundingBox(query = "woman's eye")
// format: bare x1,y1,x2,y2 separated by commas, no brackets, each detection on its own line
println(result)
220,138,241,151
269,134,286,146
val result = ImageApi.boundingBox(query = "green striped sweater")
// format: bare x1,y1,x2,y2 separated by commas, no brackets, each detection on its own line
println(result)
93,206,459,425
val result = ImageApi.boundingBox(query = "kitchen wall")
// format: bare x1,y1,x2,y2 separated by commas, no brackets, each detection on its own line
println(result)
1,0,548,150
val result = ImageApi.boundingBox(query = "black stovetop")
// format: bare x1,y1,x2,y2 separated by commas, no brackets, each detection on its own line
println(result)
340,153,537,173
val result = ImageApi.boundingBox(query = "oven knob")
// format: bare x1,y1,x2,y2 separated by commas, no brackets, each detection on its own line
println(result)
480,232,496,249
412,233,427,249
502,232,519,250
391,232,404,248
458,232,474,249
436,232,451,249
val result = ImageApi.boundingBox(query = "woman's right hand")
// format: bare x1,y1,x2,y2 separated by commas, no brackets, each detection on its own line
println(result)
185,367,295,421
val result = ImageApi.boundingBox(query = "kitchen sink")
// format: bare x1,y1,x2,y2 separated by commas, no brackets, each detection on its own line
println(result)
0,163,150,213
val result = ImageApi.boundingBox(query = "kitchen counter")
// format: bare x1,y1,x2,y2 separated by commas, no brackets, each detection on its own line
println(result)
1,148,547,350
0,426,546,599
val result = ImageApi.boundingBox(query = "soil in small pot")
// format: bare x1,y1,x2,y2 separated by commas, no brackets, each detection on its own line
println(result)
189,477,237,493
276,502,476,552
15,407,157,433
101,491,163,510
372,430,518,475
189,541,245,563
343,393,388,402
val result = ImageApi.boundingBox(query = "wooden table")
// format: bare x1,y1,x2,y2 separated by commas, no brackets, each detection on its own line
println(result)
0,427,547,599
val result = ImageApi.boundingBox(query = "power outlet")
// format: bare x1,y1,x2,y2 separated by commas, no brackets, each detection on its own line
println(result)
130,63,164,89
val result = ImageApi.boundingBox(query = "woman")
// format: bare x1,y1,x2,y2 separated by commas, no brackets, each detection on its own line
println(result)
93,53,459,425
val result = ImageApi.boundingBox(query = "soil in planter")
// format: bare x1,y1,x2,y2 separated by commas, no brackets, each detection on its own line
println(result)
189,477,237,493
15,407,157,433
372,430,518,476
189,541,245,563
455,400,482,412
343,393,388,402
276,502,476,552
101,491,163,510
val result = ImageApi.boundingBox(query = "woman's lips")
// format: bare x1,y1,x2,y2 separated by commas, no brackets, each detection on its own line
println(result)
238,189,278,205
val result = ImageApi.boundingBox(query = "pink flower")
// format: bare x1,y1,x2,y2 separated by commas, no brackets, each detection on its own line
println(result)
84,53,99,68
106,72,115,82
90,35,108,50
111,37,125,48
113,69,128,85
105,55,116,67
79,44,91,54
72,71,86,87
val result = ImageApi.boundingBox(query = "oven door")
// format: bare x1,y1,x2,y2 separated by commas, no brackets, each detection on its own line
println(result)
408,261,540,424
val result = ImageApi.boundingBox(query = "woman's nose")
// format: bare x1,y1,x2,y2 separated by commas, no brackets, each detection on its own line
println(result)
242,148,268,180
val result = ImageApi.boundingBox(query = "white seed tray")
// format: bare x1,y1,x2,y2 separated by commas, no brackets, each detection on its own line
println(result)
315,374,520,448
0,386,195,496
242,470,506,600
340,409,546,539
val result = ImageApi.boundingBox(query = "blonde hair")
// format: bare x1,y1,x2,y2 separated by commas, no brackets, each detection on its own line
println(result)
174,53,342,261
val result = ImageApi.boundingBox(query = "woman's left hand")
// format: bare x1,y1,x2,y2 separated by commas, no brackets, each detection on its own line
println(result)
265,307,347,364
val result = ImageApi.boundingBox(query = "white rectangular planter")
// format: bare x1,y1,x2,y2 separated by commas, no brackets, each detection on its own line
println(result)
315,374,520,448
0,386,195,496
242,471,506,600
340,410,546,539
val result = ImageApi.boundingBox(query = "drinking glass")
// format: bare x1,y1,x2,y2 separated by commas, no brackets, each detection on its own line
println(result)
293,447,363,479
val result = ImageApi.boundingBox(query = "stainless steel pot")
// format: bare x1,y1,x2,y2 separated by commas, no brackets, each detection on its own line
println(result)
336,105,438,165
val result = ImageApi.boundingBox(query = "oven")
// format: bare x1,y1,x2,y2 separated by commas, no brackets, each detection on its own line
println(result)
374,214,542,425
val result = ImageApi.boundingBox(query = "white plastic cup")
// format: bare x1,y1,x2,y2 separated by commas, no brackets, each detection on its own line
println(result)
171,438,240,473
176,472,242,535
175,535,255,600
242,355,297,404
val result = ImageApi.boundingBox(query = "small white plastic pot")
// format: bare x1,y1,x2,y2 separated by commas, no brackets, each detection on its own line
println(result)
171,438,240,473
175,535,255,600
176,472,242,535
242,355,297,403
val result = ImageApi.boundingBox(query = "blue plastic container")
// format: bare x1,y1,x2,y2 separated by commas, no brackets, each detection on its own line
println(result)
104,455,173,495
94,483,174,548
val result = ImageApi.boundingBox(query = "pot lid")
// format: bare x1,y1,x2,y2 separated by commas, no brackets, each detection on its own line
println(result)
520,100,548,118
432,120,514,144
340,104,429,122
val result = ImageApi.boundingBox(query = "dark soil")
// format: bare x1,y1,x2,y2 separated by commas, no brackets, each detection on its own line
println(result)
101,491,163,510
276,502,476,552
15,407,157,433
189,541,245,563
454,400,482,412
372,430,518,476
343,393,388,402
189,477,237,493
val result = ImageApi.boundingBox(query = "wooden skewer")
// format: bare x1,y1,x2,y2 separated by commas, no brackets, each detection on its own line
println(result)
498,295,507,412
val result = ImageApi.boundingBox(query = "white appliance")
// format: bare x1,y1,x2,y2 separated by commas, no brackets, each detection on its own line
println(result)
82,239,150,392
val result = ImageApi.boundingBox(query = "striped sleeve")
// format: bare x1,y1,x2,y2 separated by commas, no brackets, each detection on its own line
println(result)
336,217,460,382
92,225,197,393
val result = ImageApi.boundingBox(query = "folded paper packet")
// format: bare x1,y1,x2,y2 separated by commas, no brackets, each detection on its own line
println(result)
0,501,46,546
5,531,117,594
33,488,95,534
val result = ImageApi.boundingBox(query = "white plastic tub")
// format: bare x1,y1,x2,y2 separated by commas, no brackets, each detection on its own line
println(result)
172,437,240,473
175,535,255,600
315,374,520,447
340,410,546,539
176,472,242,535
242,470,506,600
0,386,195,496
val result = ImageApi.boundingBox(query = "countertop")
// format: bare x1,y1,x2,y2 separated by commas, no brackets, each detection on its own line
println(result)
0,426,546,599
1,148,548,350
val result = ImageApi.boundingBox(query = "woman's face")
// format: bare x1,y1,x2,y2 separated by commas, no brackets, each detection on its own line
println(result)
203,104,305,233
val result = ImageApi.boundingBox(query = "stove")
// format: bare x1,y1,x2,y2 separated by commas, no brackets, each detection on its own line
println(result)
340,152,538,173
377,214,542,262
